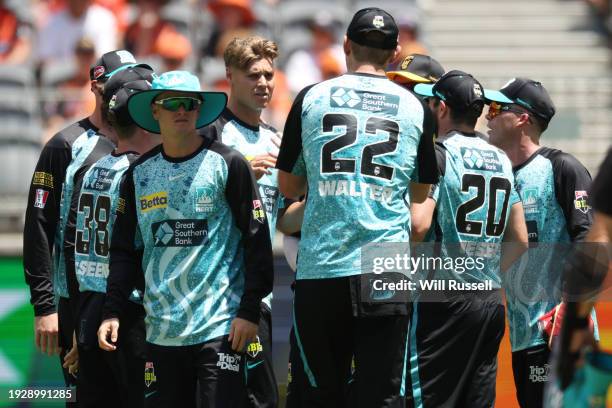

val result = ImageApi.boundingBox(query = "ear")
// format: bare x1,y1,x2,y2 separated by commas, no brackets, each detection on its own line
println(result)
225,67,231,82
152,104,160,121
343,35,350,55
517,113,531,127
391,44,402,64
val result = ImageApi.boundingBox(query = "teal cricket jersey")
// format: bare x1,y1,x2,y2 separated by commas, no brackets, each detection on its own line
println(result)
103,138,273,346
505,147,596,351
74,151,138,294
54,129,115,299
209,109,282,308
276,73,438,280
429,131,521,288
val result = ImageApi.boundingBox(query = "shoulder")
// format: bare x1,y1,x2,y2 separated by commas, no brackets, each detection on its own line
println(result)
130,144,162,171
207,140,247,165
45,119,94,150
539,147,589,177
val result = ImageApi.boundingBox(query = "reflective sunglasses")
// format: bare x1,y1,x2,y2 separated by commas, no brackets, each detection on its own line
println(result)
154,97,202,112
487,101,531,121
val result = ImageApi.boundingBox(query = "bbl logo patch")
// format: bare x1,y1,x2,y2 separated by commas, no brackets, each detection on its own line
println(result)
246,336,263,358
574,190,590,214
252,200,265,224
144,362,157,387
140,191,168,212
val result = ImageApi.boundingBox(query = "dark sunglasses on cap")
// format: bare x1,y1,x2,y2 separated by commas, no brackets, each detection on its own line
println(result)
487,101,532,122
154,97,202,112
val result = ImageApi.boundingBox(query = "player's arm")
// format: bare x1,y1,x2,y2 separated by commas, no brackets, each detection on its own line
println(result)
501,201,529,272
277,197,305,235
277,86,312,199
225,153,274,352
552,153,593,242
23,139,71,354
99,170,140,351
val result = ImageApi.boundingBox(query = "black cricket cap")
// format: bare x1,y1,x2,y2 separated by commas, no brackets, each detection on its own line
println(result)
103,66,155,127
488,78,556,129
386,54,445,84
90,49,152,82
414,70,486,113
347,8,399,50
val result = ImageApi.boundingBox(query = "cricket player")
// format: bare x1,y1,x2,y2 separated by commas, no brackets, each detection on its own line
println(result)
277,8,438,406
202,35,282,408
23,49,148,402
97,71,273,407
486,78,597,407
72,66,158,407
409,70,529,407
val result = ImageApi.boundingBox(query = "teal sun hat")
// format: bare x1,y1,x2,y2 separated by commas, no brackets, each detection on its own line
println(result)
127,70,227,134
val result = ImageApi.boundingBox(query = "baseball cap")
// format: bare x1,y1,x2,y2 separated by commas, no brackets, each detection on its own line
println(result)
486,78,556,128
127,71,227,133
347,8,399,50
386,54,445,84
107,80,153,127
103,66,155,106
414,70,485,112
90,49,152,82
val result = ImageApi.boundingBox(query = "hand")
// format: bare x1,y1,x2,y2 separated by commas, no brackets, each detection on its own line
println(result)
62,332,78,376
34,313,60,356
228,318,258,352
97,318,119,351
250,153,277,179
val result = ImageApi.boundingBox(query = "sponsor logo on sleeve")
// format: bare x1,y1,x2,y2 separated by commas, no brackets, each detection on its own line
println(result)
33,189,49,209
140,192,168,212
151,219,208,247
252,200,266,223
246,336,263,358
574,190,590,214
32,171,54,188
330,87,400,115
117,197,126,214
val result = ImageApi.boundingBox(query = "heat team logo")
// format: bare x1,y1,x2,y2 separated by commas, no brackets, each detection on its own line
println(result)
34,189,49,209
144,362,157,387
574,190,590,214
372,15,385,28
195,187,214,213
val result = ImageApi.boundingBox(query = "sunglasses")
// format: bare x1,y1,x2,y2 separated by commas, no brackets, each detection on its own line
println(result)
487,101,531,121
154,97,202,112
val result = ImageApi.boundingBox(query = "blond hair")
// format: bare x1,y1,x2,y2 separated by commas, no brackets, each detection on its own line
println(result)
223,36,279,70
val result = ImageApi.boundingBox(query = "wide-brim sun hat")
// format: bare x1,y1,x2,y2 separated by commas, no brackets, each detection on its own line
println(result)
127,70,227,134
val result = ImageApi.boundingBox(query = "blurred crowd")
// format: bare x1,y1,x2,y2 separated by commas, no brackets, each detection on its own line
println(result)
0,0,430,139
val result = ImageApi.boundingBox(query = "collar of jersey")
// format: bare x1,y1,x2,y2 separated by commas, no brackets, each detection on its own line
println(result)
223,108,261,133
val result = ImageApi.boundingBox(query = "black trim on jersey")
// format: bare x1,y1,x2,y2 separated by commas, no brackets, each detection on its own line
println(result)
276,84,316,174
415,98,439,184
23,118,98,316
64,137,116,303
592,148,612,216
512,146,545,173
208,141,274,324
222,109,260,132
539,147,593,242
111,150,139,157
160,137,212,163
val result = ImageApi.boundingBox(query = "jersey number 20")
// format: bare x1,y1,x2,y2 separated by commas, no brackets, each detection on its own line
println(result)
456,174,511,237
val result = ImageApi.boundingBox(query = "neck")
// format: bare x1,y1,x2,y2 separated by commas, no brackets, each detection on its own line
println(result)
438,122,474,137
503,134,540,167
350,63,386,77
162,130,202,158
89,107,118,145
227,98,261,127
115,136,154,155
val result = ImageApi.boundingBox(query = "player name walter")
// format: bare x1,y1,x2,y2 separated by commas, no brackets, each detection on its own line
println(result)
372,279,494,292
